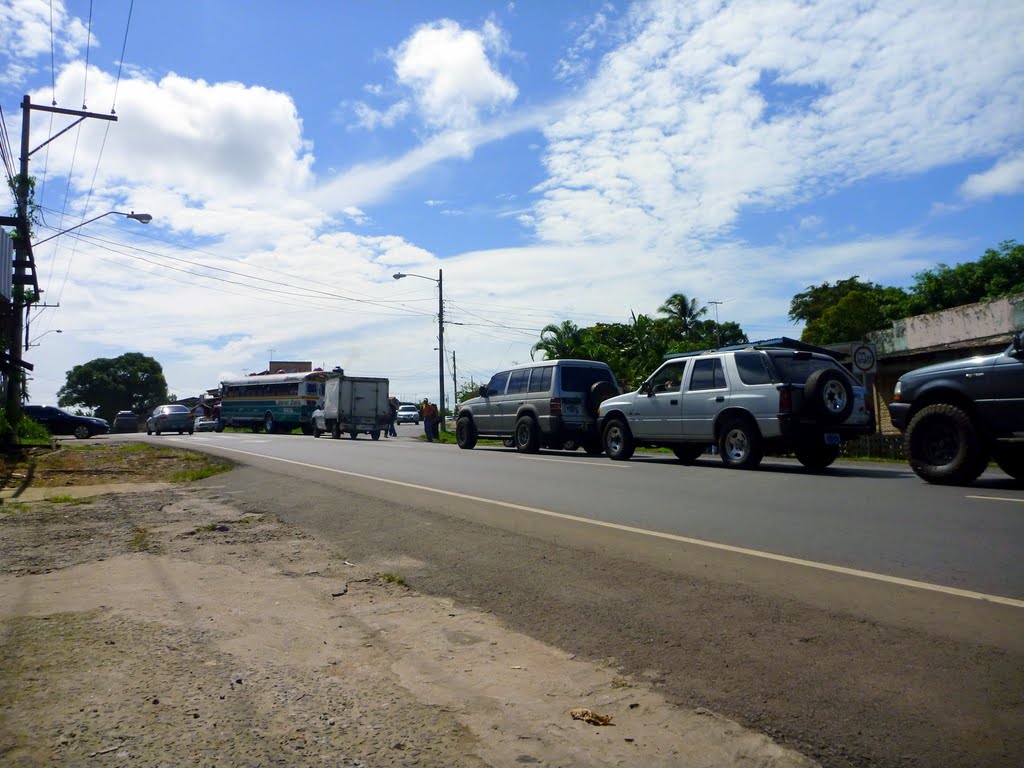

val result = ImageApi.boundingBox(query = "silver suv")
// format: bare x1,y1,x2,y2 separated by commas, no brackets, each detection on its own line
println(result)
456,359,619,453
598,345,875,470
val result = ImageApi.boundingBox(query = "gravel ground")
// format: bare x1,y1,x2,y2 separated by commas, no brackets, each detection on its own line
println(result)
0,481,816,767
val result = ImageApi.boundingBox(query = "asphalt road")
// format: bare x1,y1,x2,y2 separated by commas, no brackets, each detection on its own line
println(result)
140,427,1024,768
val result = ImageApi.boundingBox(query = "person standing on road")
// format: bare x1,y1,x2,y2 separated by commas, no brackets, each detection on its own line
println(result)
422,399,437,442
387,397,399,438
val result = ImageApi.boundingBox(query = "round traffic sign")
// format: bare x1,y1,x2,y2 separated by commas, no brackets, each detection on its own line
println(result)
853,344,876,373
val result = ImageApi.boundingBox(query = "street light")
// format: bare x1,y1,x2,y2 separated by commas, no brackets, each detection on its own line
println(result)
32,210,153,248
393,268,446,432
28,329,62,347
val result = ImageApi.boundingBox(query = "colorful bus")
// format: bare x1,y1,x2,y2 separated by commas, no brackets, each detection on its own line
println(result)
216,371,327,434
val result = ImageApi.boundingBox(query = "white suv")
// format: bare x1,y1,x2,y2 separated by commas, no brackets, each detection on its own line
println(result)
456,359,619,454
598,345,874,470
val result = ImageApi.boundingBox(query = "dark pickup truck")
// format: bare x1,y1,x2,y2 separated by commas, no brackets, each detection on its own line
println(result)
887,330,1024,485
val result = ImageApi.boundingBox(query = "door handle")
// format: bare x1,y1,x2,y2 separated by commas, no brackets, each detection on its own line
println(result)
715,396,725,402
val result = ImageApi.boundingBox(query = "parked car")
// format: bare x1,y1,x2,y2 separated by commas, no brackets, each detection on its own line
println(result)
598,343,875,470
146,404,195,435
23,404,109,439
194,416,217,432
111,410,139,433
455,359,620,453
396,404,420,424
887,331,1023,485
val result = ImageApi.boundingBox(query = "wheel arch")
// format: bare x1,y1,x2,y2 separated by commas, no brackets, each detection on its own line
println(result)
713,407,762,440
905,387,982,428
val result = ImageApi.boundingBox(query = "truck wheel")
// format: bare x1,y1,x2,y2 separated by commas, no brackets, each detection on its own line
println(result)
794,441,840,471
370,430,380,440
994,445,1024,482
456,416,477,449
905,404,988,485
264,414,276,434
804,369,854,424
603,418,635,461
672,444,704,465
331,422,341,439
515,416,540,453
718,417,764,469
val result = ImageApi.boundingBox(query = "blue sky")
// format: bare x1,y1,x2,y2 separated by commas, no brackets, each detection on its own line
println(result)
1,0,1022,409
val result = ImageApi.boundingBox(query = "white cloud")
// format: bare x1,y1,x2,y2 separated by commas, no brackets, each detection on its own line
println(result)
959,152,1024,201
350,98,410,130
0,0,90,86
554,3,616,82
391,19,518,130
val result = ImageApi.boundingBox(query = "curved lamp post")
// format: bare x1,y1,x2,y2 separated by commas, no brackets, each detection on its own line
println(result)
393,269,445,431
32,210,153,248
28,329,62,347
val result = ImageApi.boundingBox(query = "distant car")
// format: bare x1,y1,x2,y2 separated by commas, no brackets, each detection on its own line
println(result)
111,410,138,433
23,404,110,439
194,416,216,432
396,404,420,424
146,404,194,435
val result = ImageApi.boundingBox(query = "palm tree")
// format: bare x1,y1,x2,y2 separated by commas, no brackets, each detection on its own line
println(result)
531,320,583,360
658,293,707,339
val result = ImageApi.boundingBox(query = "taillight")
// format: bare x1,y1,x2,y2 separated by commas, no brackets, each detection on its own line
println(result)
778,387,792,414
550,398,562,417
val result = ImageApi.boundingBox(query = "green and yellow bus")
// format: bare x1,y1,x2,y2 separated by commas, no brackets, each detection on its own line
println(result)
216,371,327,434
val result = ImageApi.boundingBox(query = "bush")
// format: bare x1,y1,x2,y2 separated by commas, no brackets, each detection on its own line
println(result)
0,410,53,445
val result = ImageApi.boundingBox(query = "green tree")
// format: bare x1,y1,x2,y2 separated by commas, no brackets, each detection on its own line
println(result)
904,240,1024,315
57,353,170,422
658,293,707,337
530,320,585,360
790,277,909,345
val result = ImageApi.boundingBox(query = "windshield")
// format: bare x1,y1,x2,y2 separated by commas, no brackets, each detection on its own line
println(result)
559,365,616,393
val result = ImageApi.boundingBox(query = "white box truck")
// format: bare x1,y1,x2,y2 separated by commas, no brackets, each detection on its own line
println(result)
313,371,391,440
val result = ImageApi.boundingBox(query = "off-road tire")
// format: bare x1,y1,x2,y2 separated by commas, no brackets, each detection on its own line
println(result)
718,417,764,470
905,403,988,485
587,381,618,417
804,369,854,424
993,445,1024,482
603,418,635,461
515,416,541,453
456,416,478,449
794,441,841,471
672,444,704,465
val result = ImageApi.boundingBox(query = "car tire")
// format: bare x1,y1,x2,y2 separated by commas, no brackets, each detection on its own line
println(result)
331,422,341,439
804,369,854,424
73,425,90,439
672,444,704,465
456,416,478,449
718,417,764,469
587,381,618,417
264,413,276,434
794,440,840,471
905,404,989,485
603,418,635,461
994,445,1024,482
370,430,380,440
515,416,540,453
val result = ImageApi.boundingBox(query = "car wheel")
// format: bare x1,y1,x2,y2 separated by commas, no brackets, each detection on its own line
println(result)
993,445,1024,482
515,416,540,453
603,418,635,461
672,444,704,465
73,425,91,439
264,413,276,434
456,416,478,449
581,437,603,456
905,404,988,485
804,369,854,424
370,430,381,440
586,381,618,417
718,417,764,469
794,441,840,471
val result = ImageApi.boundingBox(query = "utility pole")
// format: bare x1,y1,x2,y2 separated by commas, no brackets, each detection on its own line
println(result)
451,350,457,412
708,300,723,349
437,268,446,429
5,96,116,442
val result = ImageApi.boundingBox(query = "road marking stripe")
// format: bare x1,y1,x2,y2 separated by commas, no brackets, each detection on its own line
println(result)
188,442,1024,610
966,495,1024,504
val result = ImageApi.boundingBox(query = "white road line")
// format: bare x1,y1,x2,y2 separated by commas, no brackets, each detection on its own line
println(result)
966,495,1024,504
185,442,1024,610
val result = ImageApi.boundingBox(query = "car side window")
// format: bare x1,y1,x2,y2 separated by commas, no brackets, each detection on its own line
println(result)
506,368,529,395
734,352,774,385
651,361,688,393
527,366,553,393
486,371,511,396
689,358,726,391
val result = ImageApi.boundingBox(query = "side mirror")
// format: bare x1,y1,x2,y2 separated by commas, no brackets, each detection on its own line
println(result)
1014,330,1023,355
639,381,653,396
478,385,488,397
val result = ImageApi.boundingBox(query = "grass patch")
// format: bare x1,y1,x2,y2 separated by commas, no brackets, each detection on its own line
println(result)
128,525,154,552
0,501,32,515
193,522,227,533
379,572,408,587
119,443,151,453
169,464,231,483
43,494,94,505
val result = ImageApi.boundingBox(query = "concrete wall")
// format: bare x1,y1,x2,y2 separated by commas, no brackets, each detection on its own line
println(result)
871,293,1024,356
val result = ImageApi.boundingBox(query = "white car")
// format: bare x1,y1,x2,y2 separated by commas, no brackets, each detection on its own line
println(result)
194,417,217,432
396,404,420,424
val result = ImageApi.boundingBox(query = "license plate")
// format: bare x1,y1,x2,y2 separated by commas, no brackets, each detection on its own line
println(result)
824,433,840,446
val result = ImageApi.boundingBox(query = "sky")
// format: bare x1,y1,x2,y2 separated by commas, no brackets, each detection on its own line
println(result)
1,0,1022,409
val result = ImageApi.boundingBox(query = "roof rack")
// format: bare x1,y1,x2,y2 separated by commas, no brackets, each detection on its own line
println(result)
664,336,837,360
